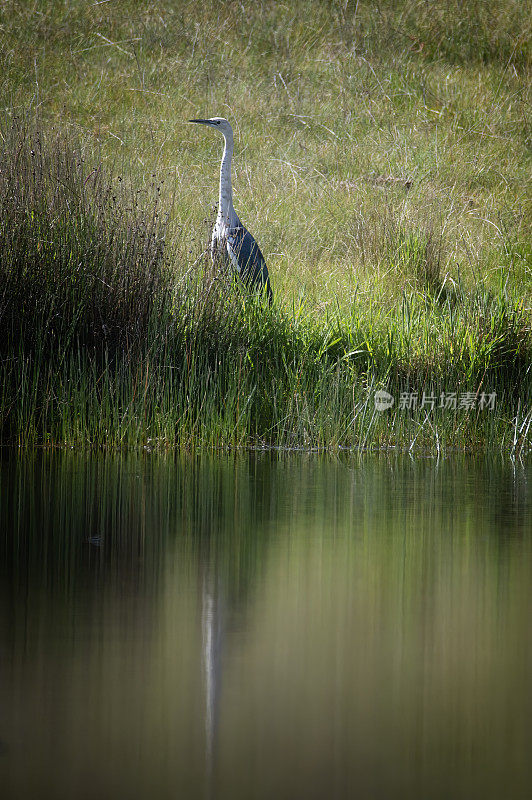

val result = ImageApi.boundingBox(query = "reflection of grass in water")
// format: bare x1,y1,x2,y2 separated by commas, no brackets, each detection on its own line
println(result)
1,452,530,798
0,453,279,608
0,117,530,453
2,451,528,601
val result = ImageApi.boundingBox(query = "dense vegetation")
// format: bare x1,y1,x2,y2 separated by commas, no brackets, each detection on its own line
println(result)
0,1,530,453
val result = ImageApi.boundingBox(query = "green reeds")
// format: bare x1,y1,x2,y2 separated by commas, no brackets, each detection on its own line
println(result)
0,117,530,453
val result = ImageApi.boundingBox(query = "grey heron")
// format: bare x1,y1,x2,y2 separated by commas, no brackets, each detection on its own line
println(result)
189,117,273,303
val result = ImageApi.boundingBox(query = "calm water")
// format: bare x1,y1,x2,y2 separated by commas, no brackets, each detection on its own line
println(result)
0,453,531,800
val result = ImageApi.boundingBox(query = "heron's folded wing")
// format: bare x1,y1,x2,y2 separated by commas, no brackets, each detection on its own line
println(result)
225,226,273,303
226,227,264,279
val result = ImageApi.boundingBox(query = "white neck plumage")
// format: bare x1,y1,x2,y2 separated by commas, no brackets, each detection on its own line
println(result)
218,131,237,227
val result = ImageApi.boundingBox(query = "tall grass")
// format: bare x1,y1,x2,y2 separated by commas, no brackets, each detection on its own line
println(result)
0,116,168,353
0,116,530,453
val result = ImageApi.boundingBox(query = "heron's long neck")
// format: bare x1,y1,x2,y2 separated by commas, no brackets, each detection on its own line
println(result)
219,134,234,225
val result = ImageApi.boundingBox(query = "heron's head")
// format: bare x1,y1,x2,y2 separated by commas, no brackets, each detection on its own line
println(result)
189,117,233,140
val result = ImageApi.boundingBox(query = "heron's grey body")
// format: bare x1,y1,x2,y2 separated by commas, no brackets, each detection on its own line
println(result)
189,117,273,303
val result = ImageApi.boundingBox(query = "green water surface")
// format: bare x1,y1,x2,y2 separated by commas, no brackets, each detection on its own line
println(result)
1,453,531,799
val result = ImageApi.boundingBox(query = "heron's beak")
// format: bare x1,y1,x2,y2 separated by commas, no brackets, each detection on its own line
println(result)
188,119,213,125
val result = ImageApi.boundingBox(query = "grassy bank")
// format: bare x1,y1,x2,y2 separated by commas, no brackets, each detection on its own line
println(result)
1,117,529,453
0,1,530,453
